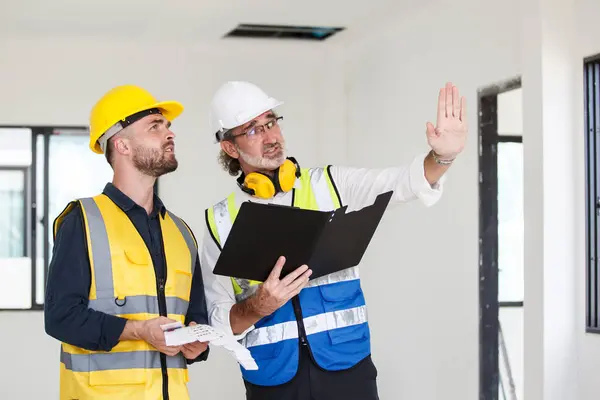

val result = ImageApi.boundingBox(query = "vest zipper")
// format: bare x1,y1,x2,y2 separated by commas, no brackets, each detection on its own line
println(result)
291,296,308,346
157,276,169,399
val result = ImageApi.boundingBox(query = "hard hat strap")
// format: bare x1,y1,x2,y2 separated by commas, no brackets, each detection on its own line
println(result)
98,108,162,152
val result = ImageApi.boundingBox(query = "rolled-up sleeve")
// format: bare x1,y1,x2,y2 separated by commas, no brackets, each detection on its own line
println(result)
407,152,445,207
44,205,127,351
329,151,445,210
200,222,255,340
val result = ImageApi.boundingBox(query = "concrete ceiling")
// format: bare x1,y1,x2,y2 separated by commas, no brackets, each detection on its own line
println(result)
2,0,428,45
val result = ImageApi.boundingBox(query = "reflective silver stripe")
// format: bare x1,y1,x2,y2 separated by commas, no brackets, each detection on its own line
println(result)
243,305,368,348
306,266,360,288
213,198,232,245
308,168,335,211
88,295,188,316
169,212,197,275
243,321,299,348
79,197,115,301
304,305,368,336
61,349,186,372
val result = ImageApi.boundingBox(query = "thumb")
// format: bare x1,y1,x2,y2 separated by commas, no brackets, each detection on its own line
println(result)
426,122,437,138
188,321,197,326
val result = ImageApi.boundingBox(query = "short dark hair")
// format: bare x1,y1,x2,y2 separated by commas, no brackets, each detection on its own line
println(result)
104,137,115,167
218,149,241,176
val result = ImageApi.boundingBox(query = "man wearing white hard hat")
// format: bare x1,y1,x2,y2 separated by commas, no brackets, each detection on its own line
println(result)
199,81,467,399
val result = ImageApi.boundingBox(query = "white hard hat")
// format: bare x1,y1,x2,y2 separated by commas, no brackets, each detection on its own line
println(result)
209,81,283,141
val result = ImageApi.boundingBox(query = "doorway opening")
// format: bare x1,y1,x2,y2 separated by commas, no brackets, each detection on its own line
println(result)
478,77,523,400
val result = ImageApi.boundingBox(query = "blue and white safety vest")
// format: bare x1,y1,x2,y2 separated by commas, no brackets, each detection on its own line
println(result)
205,166,371,386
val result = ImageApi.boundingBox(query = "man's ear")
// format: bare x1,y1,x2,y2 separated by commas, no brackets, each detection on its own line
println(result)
114,136,132,156
221,140,239,159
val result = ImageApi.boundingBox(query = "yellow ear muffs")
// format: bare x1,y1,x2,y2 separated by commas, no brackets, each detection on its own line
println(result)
277,158,298,193
243,173,277,199
237,156,302,199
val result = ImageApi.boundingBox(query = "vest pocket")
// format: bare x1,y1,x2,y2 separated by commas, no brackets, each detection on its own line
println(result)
318,281,362,303
124,248,150,266
318,282,367,345
121,249,154,296
173,269,192,301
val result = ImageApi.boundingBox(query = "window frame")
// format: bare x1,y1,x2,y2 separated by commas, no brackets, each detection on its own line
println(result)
0,125,86,311
0,125,161,312
478,76,523,399
585,54,600,333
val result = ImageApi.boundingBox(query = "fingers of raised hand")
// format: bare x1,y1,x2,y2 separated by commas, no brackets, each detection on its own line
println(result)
452,86,461,117
460,96,467,122
445,83,453,117
438,82,464,120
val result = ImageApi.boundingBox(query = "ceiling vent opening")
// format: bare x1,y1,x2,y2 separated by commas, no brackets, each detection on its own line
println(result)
224,24,345,41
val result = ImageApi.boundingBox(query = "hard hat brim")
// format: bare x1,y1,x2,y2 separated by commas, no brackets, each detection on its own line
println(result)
92,100,184,154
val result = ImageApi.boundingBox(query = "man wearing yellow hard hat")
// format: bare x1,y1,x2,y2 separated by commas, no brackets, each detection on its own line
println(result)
199,81,467,399
44,85,209,400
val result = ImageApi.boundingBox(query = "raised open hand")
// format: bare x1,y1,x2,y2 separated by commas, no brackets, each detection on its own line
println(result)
426,82,468,160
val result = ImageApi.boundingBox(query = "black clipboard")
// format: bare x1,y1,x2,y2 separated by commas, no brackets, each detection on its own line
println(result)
213,191,393,282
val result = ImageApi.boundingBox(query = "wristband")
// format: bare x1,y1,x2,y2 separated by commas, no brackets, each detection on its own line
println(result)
431,150,455,165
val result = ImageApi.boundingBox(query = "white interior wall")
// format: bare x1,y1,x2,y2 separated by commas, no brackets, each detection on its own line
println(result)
498,88,524,136
343,0,520,398
0,37,344,400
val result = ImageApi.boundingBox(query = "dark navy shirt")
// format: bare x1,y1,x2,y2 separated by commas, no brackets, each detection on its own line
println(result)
44,183,209,363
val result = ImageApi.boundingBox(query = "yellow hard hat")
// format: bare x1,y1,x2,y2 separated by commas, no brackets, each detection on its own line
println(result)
89,85,184,154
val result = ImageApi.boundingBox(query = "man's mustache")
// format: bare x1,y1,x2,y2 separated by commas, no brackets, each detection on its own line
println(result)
263,143,281,151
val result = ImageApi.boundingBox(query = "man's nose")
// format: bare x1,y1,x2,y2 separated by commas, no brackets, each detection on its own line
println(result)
166,128,175,140
262,128,278,144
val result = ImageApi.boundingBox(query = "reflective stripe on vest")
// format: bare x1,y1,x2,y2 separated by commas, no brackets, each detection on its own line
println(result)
305,167,336,211
241,305,368,348
78,197,196,316
61,348,186,372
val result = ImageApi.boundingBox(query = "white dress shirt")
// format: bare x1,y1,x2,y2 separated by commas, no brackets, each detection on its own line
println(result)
199,151,445,339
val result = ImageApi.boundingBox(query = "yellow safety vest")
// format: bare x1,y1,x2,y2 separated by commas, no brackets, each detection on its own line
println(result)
54,194,197,400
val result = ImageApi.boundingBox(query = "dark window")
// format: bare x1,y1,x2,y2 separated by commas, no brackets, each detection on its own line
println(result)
585,55,600,332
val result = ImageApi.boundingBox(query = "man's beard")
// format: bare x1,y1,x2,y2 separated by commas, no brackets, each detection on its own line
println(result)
237,141,286,171
132,144,178,177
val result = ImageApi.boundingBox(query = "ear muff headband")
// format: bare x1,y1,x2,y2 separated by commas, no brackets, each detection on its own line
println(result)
239,157,301,199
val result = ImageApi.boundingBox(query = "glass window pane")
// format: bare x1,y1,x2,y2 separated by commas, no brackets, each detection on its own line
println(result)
36,130,113,304
497,142,524,303
0,128,32,309
0,170,25,257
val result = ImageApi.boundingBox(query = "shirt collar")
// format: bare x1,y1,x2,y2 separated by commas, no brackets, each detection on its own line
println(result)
103,182,167,218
